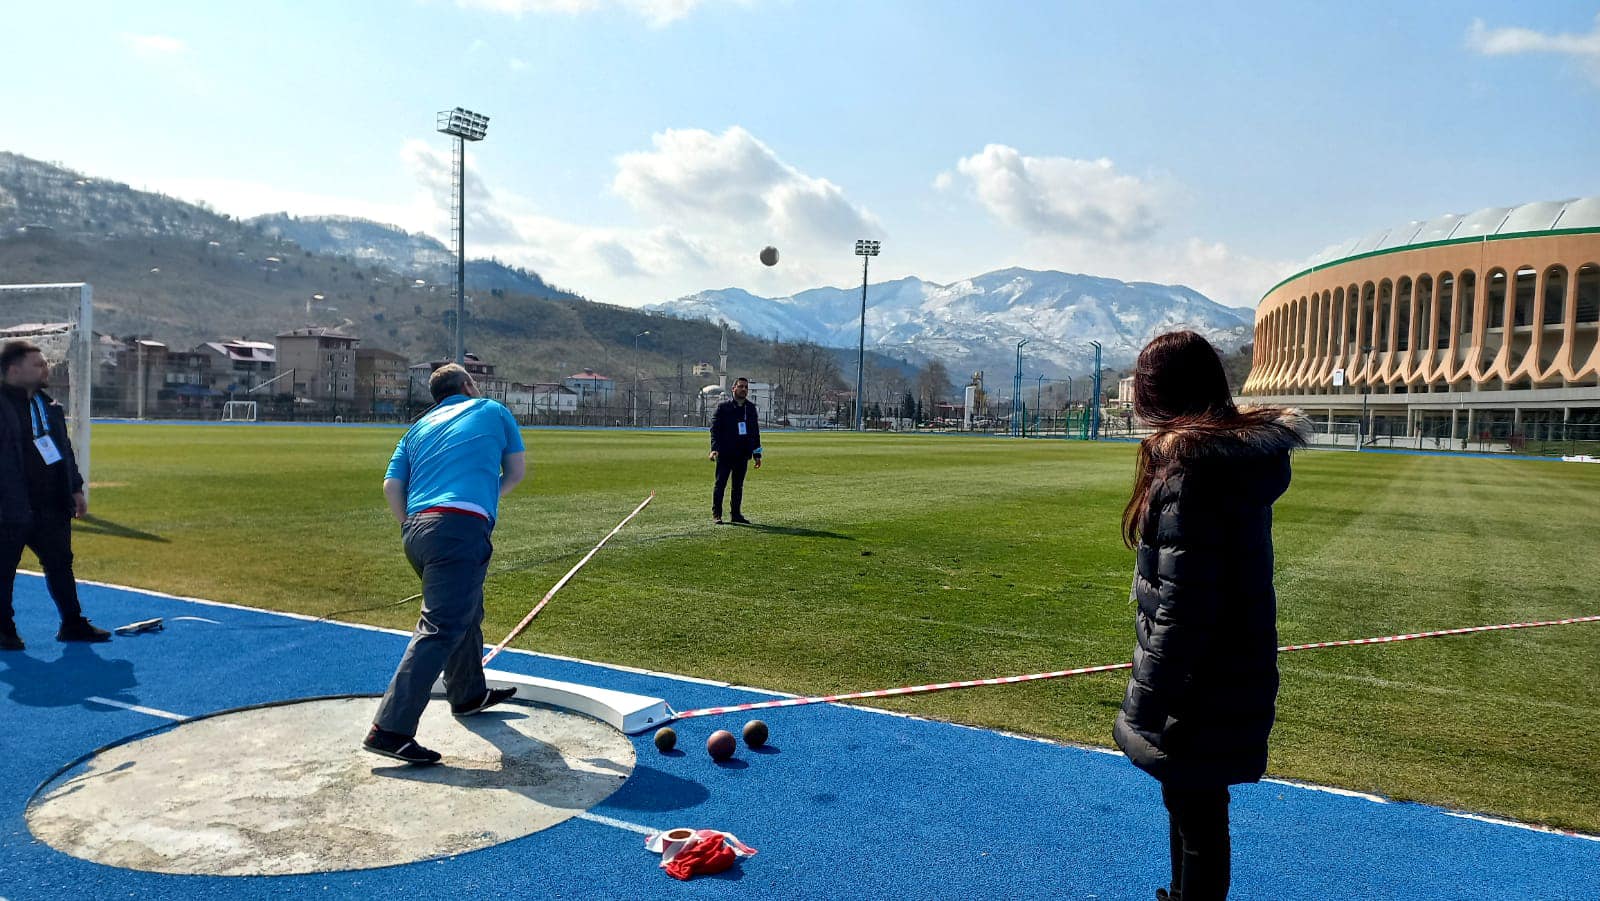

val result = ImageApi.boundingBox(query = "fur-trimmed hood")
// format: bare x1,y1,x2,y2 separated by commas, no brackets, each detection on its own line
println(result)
1145,406,1312,464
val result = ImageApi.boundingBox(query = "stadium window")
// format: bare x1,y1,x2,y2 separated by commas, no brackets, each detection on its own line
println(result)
1578,264,1600,323
1543,266,1567,325
1437,273,1454,349
1513,267,1536,327
1487,269,1509,330
1458,271,1477,337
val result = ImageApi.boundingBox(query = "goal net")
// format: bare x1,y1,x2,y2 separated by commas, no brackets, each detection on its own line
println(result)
0,283,93,490
1308,420,1362,451
221,401,258,422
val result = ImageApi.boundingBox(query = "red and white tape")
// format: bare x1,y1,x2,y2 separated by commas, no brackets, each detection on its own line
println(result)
663,613,1600,724
482,492,654,666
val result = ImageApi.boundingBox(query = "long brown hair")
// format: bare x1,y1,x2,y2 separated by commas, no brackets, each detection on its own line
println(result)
1120,331,1284,547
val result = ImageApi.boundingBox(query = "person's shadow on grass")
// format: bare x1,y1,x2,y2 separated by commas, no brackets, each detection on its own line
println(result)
73,515,170,543
0,644,140,709
738,522,853,540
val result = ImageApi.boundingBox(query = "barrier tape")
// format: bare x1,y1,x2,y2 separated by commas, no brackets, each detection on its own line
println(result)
663,613,1600,724
482,492,655,666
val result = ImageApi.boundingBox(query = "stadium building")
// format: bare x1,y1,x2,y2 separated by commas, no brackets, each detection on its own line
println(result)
1242,197,1600,446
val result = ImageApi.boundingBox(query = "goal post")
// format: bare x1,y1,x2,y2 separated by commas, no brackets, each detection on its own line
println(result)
221,401,258,422
0,283,93,492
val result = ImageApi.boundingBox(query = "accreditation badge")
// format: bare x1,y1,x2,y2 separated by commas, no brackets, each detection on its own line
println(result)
34,435,62,465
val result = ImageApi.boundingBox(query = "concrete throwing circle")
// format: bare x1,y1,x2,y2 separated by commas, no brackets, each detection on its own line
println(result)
27,696,636,875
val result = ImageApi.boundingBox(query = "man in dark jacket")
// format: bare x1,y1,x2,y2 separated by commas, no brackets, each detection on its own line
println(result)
0,341,110,650
708,377,762,525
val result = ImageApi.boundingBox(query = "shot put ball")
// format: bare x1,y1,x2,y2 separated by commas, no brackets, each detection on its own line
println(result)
708,729,737,761
653,727,677,753
742,719,769,748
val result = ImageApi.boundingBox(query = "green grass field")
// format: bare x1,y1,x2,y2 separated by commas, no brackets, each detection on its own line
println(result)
51,425,1600,832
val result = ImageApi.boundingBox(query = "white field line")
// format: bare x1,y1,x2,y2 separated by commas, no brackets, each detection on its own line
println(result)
1444,812,1600,842
85,697,186,721
576,811,659,836
34,573,1600,843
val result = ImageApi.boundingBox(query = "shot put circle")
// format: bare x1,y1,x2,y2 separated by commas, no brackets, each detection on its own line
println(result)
26,695,635,876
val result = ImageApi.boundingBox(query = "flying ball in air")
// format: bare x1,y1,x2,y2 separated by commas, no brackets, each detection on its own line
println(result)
707,729,737,761
759,246,779,267
653,727,678,753
742,719,769,749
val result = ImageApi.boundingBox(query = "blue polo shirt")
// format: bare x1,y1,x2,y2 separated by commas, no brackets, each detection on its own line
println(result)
385,395,525,521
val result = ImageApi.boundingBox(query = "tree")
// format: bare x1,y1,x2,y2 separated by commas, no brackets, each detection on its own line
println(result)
915,360,952,415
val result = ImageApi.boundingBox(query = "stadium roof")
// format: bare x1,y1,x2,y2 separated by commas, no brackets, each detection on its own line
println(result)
1267,196,1600,299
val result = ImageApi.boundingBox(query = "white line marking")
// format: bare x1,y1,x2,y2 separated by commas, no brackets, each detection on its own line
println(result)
576,811,657,835
1262,778,1388,803
1444,812,1600,842
85,697,186,721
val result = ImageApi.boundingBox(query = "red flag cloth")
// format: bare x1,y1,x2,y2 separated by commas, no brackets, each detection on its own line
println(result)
645,828,756,880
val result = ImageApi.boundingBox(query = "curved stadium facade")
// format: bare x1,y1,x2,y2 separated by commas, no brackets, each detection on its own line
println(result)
1242,197,1600,444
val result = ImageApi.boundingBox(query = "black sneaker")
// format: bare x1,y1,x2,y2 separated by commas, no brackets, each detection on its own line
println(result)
362,726,442,765
452,686,517,717
57,619,112,643
712,517,725,525
730,515,752,525
0,625,23,651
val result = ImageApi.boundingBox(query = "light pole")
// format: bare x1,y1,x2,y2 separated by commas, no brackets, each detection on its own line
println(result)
633,330,650,427
436,106,490,365
853,239,881,431
1012,338,1029,437
1036,374,1044,431
1088,340,1103,440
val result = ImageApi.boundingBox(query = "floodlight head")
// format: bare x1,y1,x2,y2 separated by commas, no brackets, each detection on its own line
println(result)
437,107,490,141
854,239,881,257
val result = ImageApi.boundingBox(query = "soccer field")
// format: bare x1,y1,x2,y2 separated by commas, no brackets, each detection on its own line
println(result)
56,424,1600,833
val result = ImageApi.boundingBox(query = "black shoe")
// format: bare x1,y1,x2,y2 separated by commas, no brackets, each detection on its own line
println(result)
730,515,752,525
57,620,111,643
712,517,725,525
1156,889,1179,901
452,686,517,717
362,726,442,765
0,625,23,651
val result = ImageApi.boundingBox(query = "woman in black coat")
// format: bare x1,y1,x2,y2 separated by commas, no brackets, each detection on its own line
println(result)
1111,331,1308,901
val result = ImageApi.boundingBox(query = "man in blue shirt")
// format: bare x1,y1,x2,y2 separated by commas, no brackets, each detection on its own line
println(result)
364,363,527,765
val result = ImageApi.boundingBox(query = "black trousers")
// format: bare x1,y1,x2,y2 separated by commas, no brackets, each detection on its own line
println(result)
1161,783,1231,901
712,454,749,518
374,512,493,737
0,516,85,627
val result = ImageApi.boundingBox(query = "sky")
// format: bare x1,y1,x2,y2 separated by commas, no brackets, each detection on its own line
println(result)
2,1,1597,310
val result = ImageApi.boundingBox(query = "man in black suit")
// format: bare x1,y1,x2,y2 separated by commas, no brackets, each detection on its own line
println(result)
708,377,762,525
0,341,110,651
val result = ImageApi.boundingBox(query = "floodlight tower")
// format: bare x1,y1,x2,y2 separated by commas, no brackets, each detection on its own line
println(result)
853,239,881,431
1012,338,1029,437
1088,340,1103,440
436,106,490,364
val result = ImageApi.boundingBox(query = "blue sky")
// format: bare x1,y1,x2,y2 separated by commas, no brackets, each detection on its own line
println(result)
2,1,1596,309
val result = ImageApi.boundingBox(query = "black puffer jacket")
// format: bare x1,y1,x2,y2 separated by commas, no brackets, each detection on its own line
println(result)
1112,409,1309,788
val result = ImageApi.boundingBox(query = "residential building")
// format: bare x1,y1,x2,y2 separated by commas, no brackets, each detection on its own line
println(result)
355,348,410,415
275,327,359,413
406,353,509,405
196,339,277,397
563,369,615,405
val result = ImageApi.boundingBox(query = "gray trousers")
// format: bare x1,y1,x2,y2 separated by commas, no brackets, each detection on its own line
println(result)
374,512,493,737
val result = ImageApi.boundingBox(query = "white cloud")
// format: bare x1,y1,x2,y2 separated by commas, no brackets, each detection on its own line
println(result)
121,33,186,58
613,126,880,249
1467,14,1600,84
455,0,715,27
951,144,1165,243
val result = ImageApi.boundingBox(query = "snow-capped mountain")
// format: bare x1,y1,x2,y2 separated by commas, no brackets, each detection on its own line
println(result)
650,268,1255,376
